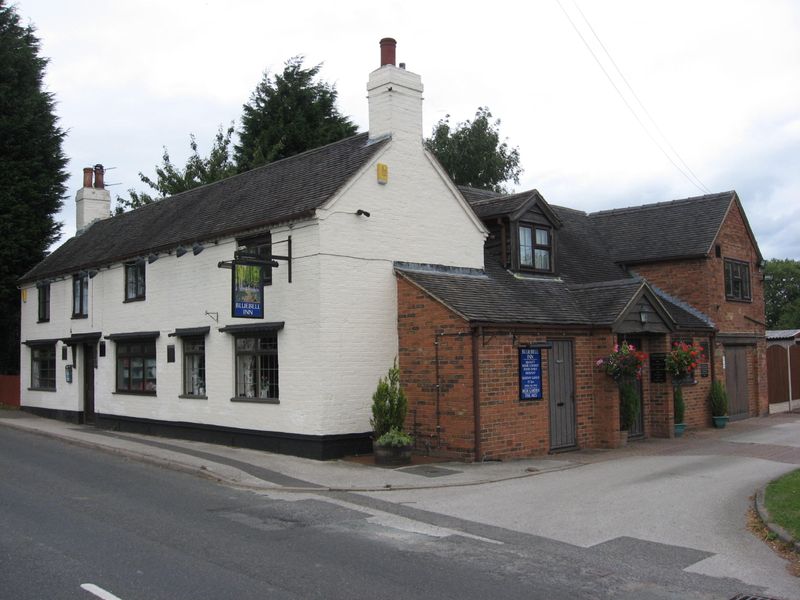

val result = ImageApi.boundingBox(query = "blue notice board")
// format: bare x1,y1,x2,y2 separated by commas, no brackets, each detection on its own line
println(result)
519,347,543,400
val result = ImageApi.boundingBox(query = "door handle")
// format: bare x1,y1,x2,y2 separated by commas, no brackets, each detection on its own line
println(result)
557,402,565,407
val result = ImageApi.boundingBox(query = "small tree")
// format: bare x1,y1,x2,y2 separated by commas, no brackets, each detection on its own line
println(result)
709,381,728,417
370,362,408,439
619,381,640,431
673,386,685,425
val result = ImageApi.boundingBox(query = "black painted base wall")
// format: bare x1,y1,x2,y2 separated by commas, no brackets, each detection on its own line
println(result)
94,414,373,460
21,406,372,460
21,406,82,424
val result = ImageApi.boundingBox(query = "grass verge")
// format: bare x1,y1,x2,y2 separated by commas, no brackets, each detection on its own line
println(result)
766,469,800,541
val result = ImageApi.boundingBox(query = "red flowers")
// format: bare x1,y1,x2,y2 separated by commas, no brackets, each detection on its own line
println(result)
597,341,649,380
666,341,705,378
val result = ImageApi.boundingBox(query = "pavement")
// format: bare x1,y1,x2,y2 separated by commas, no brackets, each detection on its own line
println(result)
0,406,798,493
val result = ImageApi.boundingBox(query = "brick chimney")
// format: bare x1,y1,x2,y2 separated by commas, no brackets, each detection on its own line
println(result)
75,163,111,232
367,38,424,143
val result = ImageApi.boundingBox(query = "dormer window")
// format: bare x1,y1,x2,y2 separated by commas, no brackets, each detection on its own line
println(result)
519,224,552,272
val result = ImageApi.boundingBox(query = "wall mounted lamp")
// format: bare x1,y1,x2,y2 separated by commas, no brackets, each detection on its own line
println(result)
148,253,159,264
639,310,647,324
192,242,204,255
175,246,187,257
356,209,371,217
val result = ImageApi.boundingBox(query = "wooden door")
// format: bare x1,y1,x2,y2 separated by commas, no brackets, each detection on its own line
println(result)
83,343,96,424
725,346,749,419
548,340,576,450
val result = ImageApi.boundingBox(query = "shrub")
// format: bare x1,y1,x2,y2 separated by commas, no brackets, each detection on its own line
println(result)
619,381,640,431
370,361,408,438
375,427,413,448
673,386,685,424
709,380,728,417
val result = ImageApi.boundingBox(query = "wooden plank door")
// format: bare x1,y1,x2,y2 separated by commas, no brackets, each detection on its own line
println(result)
725,346,749,419
548,340,576,450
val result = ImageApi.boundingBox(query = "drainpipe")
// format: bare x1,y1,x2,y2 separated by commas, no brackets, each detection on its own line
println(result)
788,344,793,413
434,333,442,447
472,326,482,462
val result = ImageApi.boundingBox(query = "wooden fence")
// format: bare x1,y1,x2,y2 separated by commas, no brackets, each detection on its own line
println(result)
0,375,20,407
767,344,800,404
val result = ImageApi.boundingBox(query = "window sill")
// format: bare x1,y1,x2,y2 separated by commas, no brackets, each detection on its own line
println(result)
725,296,752,304
230,396,280,404
71,314,89,320
112,390,157,396
28,387,56,392
37,319,50,324
179,394,207,400
123,297,146,303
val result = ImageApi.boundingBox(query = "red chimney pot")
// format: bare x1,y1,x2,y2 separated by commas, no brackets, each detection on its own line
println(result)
82,167,93,188
93,164,105,189
380,37,396,67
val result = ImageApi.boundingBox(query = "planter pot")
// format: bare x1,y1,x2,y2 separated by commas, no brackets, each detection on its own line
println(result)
674,423,686,437
712,416,729,429
373,442,413,466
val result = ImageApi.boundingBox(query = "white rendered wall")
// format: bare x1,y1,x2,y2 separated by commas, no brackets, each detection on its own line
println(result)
20,222,326,435
314,136,487,434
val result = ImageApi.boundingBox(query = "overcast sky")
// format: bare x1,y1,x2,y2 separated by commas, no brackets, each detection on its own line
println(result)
17,0,800,259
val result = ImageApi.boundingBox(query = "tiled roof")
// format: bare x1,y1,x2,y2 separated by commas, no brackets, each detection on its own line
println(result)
459,186,534,219
766,329,800,340
21,133,389,283
568,279,643,325
587,192,735,264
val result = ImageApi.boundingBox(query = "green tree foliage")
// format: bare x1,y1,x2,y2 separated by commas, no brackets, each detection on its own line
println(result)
370,362,408,438
116,124,236,213
0,2,67,373
425,106,522,193
234,57,357,173
764,259,800,328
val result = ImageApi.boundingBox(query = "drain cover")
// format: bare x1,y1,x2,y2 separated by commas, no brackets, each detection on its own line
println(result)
399,465,461,478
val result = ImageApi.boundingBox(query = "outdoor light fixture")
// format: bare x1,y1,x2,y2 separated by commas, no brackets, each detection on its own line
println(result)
639,310,647,324
192,242,204,256
148,253,159,264
175,246,187,257
135,257,146,266
356,209,371,217
87,269,98,279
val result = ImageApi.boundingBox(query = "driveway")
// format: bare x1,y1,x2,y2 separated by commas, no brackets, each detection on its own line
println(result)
365,415,800,599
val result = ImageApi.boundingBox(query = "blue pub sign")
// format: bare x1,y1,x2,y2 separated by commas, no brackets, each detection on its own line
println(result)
232,261,264,318
519,347,543,400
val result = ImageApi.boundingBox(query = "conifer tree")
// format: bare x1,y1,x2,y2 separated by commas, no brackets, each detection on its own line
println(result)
0,2,68,373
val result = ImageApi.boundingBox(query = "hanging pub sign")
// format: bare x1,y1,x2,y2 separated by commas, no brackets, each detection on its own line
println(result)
231,261,264,318
519,347,543,400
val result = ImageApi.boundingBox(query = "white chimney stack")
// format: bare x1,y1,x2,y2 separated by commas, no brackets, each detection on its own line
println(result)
75,164,111,232
367,38,424,143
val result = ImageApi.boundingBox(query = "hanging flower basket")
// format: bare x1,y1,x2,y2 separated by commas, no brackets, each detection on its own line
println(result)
596,342,648,382
666,341,704,383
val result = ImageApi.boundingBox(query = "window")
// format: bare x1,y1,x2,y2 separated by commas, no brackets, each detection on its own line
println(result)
116,340,157,394
72,273,88,317
235,333,278,400
519,224,552,271
183,337,206,397
124,261,146,301
237,232,272,285
37,283,50,322
724,259,751,301
30,344,56,390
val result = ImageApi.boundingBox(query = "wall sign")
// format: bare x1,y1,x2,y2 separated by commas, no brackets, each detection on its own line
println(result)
519,347,543,400
231,261,264,318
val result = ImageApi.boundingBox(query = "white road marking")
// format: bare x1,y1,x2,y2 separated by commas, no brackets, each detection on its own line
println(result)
80,583,124,600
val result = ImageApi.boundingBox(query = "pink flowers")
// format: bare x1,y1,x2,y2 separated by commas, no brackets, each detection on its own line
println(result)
596,341,648,381
666,341,706,378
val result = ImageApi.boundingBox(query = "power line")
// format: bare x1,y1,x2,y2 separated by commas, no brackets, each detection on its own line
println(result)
555,0,710,194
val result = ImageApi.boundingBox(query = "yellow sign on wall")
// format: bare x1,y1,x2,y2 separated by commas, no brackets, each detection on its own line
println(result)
21,289,27,303
377,163,389,185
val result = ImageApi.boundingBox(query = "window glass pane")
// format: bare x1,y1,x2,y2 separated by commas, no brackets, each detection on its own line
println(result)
73,278,80,313
535,228,549,245
131,357,144,390
519,227,533,266
237,354,257,398
236,337,256,352
145,358,157,392
534,249,550,270
258,335,277,351
118,357,130,391
81,276,88,315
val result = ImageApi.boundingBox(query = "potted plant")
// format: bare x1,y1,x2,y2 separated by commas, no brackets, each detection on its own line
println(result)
596,342,647,445
673,386,686,437
370,362,413,465
666,340,704,385
709,380,729,428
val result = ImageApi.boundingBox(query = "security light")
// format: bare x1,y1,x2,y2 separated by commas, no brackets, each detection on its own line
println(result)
192,243,204,256
176,246,187,257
